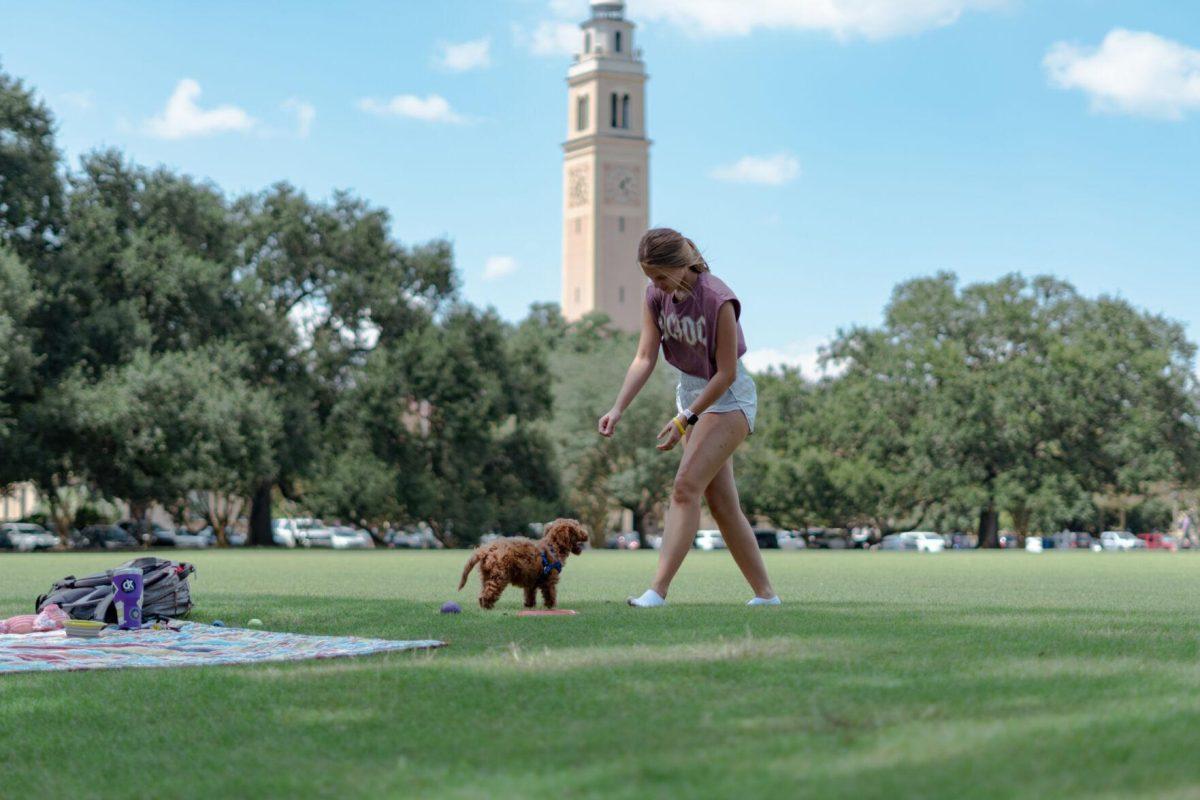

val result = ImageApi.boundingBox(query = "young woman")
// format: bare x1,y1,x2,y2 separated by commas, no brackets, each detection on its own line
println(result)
597,228,780,607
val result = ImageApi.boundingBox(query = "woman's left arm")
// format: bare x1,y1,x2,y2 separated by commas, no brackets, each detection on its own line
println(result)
656,301,740,450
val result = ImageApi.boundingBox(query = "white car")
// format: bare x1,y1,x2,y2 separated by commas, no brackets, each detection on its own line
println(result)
1,522,59,551
881,531,945,553
694,529,726,550
777,530,807,550
172,528,210,549
274,518,329,548
329,526,374,549
1099,530,1143,551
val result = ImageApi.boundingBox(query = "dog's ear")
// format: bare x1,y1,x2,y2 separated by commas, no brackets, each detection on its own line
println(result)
545,518,576,549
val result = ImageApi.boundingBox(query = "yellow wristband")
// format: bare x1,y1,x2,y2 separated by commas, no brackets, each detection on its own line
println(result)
673,417,686,436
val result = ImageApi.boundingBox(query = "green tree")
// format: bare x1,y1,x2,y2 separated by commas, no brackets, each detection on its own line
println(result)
66,347,281,545
827,273,1200,546
309,305,559,543
0,247,39,476
232,184,457,544
0,67,63,262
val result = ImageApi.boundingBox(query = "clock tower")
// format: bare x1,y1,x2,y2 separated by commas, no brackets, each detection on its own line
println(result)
561,0,649,333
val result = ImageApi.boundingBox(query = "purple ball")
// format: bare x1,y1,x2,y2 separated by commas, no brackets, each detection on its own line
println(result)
440,601,462,614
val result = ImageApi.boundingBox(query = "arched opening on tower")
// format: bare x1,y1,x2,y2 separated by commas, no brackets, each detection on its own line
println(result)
621,94,630,129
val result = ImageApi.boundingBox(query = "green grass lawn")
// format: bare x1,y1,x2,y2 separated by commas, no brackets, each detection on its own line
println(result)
1,549,1198,799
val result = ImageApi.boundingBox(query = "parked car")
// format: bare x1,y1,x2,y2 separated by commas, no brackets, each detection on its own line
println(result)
272,518,329,548
1138,533,1178,552
76,524,139,550
1047,530,1073,549
849,527,879,549
299,525,332,548
171,528,210,549
694,529,726,550
1,522,59,551
753,529,779,549
118,519,176,547
1069,531,1099,550
194,526,247,547
329,526,374,549
1099,530,1143,551
777,530,807,550
879,533,915,551
805,528,849,549
949,532,976,549
0,527,13,550
390,529,445,549
881,531,945,553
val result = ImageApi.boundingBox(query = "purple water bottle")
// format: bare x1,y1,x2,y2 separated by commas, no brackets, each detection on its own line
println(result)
112,567,144,630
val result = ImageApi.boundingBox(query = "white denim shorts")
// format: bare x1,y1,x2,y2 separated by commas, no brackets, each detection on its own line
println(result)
675,360,758,433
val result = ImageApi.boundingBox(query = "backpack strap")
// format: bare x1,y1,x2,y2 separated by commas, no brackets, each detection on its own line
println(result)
92,591,116,624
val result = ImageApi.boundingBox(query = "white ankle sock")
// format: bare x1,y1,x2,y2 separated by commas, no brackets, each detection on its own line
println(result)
747,595,781,606
628,589,666,607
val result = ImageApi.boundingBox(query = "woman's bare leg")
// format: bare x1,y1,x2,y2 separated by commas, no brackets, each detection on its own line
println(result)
648,411,749,598
704,458,776,599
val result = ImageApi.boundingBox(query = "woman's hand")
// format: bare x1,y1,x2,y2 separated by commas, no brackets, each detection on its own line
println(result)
656,416,685,451
598,407,622,438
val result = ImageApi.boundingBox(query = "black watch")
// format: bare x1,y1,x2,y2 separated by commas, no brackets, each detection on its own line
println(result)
685,412,699,427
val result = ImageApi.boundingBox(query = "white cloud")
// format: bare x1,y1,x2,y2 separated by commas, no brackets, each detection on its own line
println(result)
484,256,519,281
742,337,844,378
281,98,315,138
711,153,800,186
439,37,493,72
1044,29,1200,120
144,79,256,140
358,94,465,124
627,0,1005,41
525,0,998,46
515,20,581,57
60,91,94,111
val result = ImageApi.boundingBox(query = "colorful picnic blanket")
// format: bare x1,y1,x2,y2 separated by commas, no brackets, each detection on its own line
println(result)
0,621,444,674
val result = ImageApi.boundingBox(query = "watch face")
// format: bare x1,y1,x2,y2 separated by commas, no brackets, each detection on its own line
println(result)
604,164,641,206
568,165,589,208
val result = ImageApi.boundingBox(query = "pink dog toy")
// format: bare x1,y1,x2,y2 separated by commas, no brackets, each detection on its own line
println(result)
0,603,69,635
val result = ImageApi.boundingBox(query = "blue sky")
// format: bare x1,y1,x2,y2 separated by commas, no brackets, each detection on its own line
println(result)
2,0,1198,375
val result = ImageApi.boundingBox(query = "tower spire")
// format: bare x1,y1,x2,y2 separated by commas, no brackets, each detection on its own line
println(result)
561,0,649,332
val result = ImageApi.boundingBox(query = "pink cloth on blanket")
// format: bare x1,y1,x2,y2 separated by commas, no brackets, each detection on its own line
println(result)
0,604,68,635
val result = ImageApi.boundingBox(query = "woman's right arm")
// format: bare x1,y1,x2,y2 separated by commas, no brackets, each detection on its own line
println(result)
598,302,661,437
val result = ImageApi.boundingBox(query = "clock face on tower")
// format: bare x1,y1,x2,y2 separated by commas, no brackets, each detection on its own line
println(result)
568,165,589,208
603,164,642,206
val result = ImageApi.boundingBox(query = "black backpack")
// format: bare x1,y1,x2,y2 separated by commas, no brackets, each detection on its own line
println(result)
35,557,197,623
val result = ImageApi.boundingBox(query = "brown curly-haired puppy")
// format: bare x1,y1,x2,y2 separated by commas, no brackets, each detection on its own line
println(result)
458,518,589,609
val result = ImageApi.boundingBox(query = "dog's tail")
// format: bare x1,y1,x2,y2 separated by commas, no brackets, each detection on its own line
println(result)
458,550,481,590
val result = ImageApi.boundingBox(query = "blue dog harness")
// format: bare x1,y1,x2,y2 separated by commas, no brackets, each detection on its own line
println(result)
541,548,562,577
